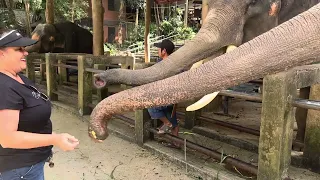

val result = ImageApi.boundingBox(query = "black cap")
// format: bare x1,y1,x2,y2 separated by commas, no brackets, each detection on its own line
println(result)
0,30,37,47
154,39,175,55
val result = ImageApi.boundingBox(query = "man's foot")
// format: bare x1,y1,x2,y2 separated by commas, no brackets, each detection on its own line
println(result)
157,123,172,134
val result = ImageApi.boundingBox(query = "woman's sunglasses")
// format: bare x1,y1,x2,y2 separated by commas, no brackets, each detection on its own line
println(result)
26,85,49,101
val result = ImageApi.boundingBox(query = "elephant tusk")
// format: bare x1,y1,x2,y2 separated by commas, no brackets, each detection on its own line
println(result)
186,45,237,112
190,59,205,69
225,45,237,53
186,91,220,111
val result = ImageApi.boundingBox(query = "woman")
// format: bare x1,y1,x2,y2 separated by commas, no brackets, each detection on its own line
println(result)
0,29,79,179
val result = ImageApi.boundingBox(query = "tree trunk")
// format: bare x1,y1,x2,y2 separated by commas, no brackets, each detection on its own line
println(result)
144,0,151,63
24,0,32,37
160,5,165,21
89,4,320,141
135,8,139,31
184,0,189,27
154,4,160,36
92,0,104,55
201,0,208,26
117,0,125,47
4,0,16,27
168,3,171,19
71,0,75,22
46,0,54,24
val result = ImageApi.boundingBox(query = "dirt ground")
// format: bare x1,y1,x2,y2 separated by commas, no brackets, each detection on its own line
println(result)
44,108,193,180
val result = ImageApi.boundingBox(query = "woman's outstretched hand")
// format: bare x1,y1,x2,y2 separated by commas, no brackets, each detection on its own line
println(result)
52,133,79,151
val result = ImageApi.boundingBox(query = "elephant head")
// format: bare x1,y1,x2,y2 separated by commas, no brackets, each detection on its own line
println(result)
25,23,62,53
92,0,318,88
88,3,320,140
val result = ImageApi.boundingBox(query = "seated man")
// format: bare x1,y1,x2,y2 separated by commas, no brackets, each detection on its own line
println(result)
147,39,180,147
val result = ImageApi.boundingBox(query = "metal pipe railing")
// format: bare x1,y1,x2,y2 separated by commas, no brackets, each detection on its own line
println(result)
292,98,320,111
84,102,258,174
148,128,258,175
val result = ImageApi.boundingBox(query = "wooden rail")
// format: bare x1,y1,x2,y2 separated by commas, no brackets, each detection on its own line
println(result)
26,53,135,115
25,53,320,177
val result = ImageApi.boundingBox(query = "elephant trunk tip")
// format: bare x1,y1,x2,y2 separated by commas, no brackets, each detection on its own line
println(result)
88,110,109,141
88,126,108,142
93,74,107,89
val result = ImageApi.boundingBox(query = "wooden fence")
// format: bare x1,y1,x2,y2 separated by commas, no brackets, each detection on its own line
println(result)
25,53,320,178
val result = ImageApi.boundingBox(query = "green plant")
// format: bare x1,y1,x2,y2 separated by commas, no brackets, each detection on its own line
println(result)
159,8,196,40
104,43,118,56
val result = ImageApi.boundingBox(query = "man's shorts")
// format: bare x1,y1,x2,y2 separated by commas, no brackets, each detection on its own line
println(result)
147,105,178,128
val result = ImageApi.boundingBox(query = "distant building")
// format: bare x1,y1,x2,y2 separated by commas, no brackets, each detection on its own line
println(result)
86,0,128,44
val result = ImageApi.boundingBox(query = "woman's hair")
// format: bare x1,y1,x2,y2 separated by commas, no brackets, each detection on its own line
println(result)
0,28,13,50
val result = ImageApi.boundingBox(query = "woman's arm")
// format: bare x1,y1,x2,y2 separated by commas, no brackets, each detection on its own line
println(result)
0,109,73,149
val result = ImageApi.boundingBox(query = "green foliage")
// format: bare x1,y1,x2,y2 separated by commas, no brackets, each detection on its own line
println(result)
122,7,196,48
126,23,158,42
124,0,144,9
31,0,89,22
159,8,196,40
0,10,14,29
104,43,119,56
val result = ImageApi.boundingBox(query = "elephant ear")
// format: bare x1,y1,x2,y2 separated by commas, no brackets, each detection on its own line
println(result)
186,45,238,112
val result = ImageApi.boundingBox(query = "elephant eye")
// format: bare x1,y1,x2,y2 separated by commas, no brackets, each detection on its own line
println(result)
249,0,258,5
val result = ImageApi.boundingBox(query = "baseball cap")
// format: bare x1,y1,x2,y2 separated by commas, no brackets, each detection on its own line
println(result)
154,39,175,55
0,30,37,47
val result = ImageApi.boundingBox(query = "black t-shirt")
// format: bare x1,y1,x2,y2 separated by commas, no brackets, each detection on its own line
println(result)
0,73,53,172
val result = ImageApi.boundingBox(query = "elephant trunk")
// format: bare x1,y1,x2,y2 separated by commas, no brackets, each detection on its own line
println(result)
89,4,320,141
25,33,41,53
93,1,247,87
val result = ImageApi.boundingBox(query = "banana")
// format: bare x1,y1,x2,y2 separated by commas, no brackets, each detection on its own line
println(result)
186,45,237,112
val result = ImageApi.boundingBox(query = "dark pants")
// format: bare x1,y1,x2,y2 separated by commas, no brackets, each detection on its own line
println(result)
147,105,178,127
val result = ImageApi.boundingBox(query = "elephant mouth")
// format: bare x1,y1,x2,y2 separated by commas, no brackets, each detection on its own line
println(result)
94,75,106,88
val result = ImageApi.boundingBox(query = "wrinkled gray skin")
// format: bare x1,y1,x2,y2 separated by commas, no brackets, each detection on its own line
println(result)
93,0,319,88
89,3,320,141
91,0,319,142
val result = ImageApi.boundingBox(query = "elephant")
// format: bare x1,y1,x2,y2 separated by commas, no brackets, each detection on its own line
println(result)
88,2,320,143
92,0,319,143
25,21,93,79
92,0,319,87
25,21,93,54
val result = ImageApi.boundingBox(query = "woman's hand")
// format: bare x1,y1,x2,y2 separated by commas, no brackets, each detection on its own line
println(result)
52,133,79,151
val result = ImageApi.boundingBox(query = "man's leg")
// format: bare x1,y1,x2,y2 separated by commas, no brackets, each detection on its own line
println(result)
147,107,172,134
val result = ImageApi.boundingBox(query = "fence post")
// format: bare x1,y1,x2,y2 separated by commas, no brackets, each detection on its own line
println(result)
135,109,152,146
78,55,93,116
303,84,320,173
26,56,35,82
185,100,201,129
40,58,46,83
257,71,296,180
201,95,223,113
58,59,67,84
94,64,108,101
293,87,310,149
120,56,135,90
45,53,58,100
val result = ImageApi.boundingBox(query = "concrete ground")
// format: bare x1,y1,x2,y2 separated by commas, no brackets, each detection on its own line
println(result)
44,108,193,180
36,82,320,180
